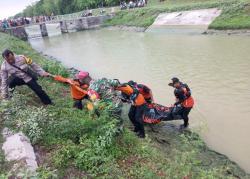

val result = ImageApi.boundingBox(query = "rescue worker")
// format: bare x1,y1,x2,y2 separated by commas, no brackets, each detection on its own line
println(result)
128,80,154,104
168,77,194,128
53,71,91,110
116,83,146,138
1,49,52,105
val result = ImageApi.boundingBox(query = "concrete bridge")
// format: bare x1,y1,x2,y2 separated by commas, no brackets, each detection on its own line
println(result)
1,14,113,40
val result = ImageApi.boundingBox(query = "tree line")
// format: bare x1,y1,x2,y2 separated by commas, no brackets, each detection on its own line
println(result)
16,0,120,17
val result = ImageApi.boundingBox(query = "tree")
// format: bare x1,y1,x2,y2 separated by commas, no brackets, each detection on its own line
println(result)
58,0,76,14
17,0,120,17
23,5,35,17
34,0,45,15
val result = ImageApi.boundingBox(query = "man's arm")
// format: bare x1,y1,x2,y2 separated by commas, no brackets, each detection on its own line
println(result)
54,75,71,84
21,56,46,76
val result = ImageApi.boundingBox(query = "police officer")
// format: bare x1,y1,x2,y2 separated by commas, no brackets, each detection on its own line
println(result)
1,49,52,105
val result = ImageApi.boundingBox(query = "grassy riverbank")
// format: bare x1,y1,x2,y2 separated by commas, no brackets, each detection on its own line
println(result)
0,32,250,178
105,0,250,30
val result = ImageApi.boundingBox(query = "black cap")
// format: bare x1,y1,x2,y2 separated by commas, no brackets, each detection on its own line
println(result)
128,80,137,86
168,77,180,86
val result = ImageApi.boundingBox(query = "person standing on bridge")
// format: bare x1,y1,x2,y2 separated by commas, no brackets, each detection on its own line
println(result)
168,77,194,129
0,49,52,105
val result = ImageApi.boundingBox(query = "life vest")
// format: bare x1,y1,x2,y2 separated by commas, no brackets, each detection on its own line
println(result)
116,84,146,106
181,85,194,108
70,81,89,100
137,84,153,102
54,75,88,100
127,82,153,103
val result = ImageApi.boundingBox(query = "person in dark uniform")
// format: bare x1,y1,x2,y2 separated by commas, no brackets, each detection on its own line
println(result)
169,77,194,128
127,80,154,104
116,83,146,138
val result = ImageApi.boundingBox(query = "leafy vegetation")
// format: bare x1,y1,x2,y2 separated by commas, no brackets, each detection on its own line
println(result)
0,120,9,178
18,0,120,17
1,32,250,178
209,0,250,29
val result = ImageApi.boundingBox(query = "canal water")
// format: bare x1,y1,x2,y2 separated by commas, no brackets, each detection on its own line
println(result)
28,28,250,172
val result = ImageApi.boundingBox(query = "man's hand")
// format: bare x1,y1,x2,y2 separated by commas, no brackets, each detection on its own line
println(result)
42,72,50,77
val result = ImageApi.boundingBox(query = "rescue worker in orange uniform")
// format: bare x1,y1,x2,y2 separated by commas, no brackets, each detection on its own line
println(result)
128,80,154,104
116,83,146,138
53,71,91,110
168,77,194,128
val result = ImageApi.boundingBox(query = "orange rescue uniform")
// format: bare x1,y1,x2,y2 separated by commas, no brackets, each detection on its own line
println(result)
54,75,88,100
116,84,145,106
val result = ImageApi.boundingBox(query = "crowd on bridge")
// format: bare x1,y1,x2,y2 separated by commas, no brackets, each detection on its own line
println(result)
0,18,30,30
0,14,55,30
120,0,147,10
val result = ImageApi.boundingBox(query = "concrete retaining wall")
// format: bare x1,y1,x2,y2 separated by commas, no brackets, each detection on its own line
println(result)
1,15,112,40
60,15,112,33
1,27,28,41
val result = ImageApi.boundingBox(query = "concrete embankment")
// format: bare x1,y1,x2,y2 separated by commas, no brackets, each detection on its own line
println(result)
149,8,221,32
152,8,221,26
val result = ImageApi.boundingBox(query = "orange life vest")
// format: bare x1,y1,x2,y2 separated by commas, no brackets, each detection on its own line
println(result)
54,75,88,100
181,87,194,108
137,85,153,101
116,84,146,106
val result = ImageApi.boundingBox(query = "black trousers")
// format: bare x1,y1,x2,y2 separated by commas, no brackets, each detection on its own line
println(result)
73,99,83,110
181,107,192,127
128,104,146,136
73,95,89,110
9,77,52,105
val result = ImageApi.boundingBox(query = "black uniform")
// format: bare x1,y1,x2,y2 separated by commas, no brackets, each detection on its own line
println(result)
174,83,192,127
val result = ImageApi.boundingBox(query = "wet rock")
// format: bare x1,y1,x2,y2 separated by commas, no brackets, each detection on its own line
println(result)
2,129,38,173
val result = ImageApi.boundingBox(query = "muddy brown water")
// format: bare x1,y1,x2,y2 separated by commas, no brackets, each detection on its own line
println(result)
28,27,250,173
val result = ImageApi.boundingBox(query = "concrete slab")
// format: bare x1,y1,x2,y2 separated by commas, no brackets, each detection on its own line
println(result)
152,8,221,26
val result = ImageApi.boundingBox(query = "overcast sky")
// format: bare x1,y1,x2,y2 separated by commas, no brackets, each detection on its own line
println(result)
0,0,38,19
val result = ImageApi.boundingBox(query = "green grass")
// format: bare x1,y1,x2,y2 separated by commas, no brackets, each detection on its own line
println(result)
0,123,8,178
0,32,250,178
105,0,250,30
209,1,250,29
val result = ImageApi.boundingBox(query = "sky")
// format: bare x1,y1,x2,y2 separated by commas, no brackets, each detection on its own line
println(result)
0,0,38,19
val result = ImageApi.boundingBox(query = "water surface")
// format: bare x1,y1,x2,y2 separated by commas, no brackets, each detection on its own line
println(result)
28,28,250,172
